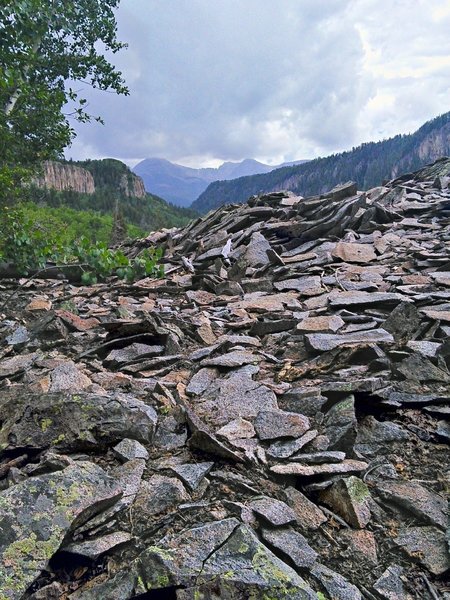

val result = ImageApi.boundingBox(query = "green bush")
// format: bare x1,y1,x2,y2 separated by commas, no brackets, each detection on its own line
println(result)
0,204,164,282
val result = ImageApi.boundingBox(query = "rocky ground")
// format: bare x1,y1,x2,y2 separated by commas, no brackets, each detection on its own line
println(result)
0,158,449,599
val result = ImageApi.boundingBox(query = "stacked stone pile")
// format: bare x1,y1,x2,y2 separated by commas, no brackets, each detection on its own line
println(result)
0,158,449,599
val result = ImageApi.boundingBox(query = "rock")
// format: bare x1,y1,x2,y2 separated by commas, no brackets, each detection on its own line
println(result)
339,529,378,565
270,459,368,477
216,417,256,440
113,438,149,462
104,343,164,366
185,367,218,395
274,275,324,296
48,360,92,392
266,430,318,459
169,461,214,491
324,395,358,453
355,416,410,456
319,476,371,528
305,328,394,352
249,496,298,526
373,565,412,600
310,563,362,599
290,451,346,464
0,351,39,378
132,475,189,528
283,487,327,530
377,480,448,529
68,572,136,600
0,462,121,599
329,291,407,307
0,392,158,452
63,531,132,559
297,315,345,332
5,325,30,346
261,527,318,568
332,241,377,263
383,301,422,343
200,349,259,368
393,526,450,575
254,409,310,440
241,231,272,267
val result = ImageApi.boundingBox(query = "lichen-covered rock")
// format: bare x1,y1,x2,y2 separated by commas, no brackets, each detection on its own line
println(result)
0,391,157,452
0,462,121,599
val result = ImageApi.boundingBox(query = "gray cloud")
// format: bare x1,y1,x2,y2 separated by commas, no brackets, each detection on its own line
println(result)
66,0,450,166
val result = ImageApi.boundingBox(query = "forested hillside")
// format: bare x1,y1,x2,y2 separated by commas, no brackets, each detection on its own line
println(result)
28,158,197,241
192,111,450,213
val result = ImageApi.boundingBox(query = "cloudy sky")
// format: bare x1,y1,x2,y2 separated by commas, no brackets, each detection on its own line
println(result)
66,0,450,168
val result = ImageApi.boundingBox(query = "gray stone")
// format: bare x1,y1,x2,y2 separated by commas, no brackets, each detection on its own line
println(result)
332,241,376,264
311,563,362,600
324,395,357,453
274,275,324,296
169,462,214,490
283,486,327,530
393,526,450,575
354,416,410,456
377,481,448,529
305,328,394,352
185,367,218,395
0,392,158,452
200,350,259,368
0,462,121,599
330,291,407,307
319,476,371,528
271,459,368,476
0,351,39,378
48,360,92,392
216,417,256,441
68,572,136,600
373,565,412,600
261,527,318,568
188,367,278,428
289,451,346,464
5,325,30,346
113,438,149,462
254,410,310,440
249,318,297,336
241,232,272,267
249,496,298,526
104,343,164,366
63,531,131,559
267,430,318,459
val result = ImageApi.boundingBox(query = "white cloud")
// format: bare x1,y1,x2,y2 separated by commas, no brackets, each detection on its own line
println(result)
66,0,450,166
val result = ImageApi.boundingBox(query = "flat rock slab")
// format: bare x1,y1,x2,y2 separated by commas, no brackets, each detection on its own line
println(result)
113,438,149,462
169,462,214,490
200,350,259,368
270,459,368,477
267,430,318,459
305,329,394,352
0,352,39,378
249,496,298,526
216,417,256,441
104,343,164,366
274,276,324,296
63,531,131,560
48,361,92,392
393,526,450,575
0,392,158,452
330,291,407,307
377,481,448,529
311,563,362,600
261,527,318,568
283,486,327,530
189,367,278,428
0,462,121,599
297,315,345,333
254,410,310,440
373,565,413,600
332,241,377,264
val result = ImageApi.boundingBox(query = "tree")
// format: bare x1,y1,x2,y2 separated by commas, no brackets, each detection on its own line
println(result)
0,0,128,200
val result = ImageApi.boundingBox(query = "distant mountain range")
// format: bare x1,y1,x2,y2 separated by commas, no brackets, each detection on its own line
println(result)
132,157,308,207
191,111,450,214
